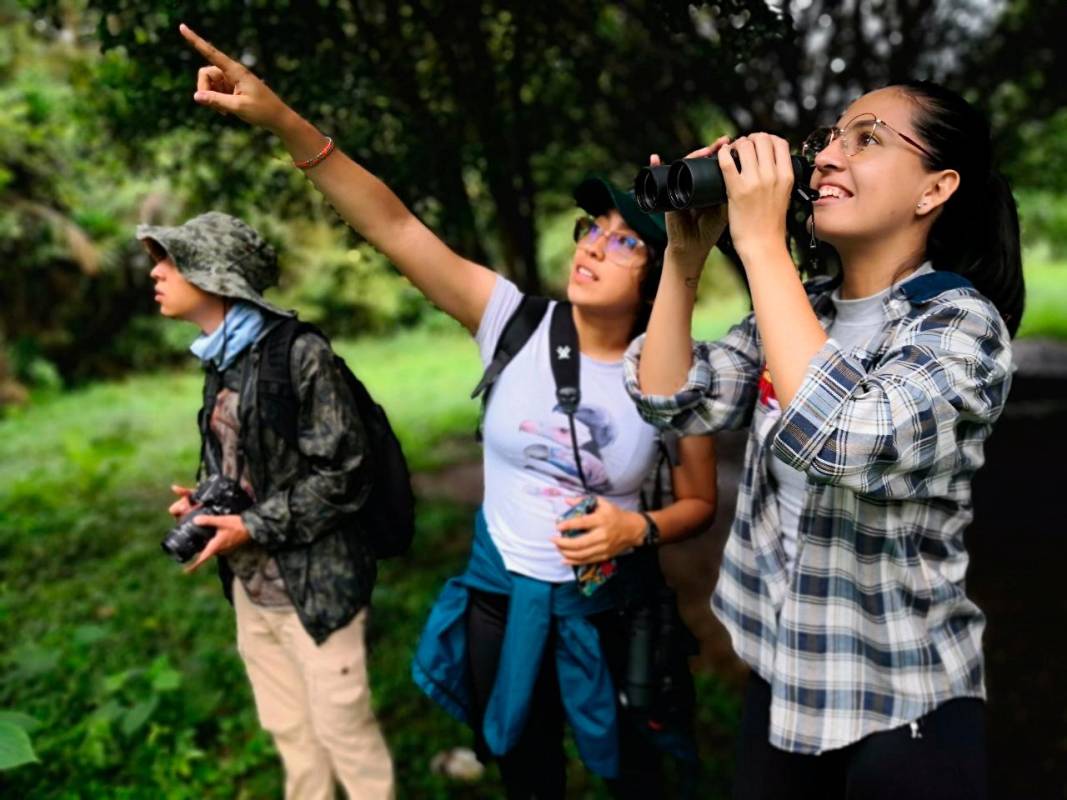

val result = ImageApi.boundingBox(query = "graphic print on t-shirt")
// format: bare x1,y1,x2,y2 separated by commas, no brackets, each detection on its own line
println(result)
518,402,616,514
475,276,660,581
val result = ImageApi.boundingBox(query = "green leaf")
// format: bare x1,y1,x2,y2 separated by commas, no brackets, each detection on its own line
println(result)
0,712,41,734
10,646,59,679
148,655,182,693
0,720,38,770
72,624,110,646
103,669,134,694
120,697,158,737
91,700,125,725
150,667,181,693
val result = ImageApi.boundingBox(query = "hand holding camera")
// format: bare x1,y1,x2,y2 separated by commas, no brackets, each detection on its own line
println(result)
161,473,253,566
168,484,198,520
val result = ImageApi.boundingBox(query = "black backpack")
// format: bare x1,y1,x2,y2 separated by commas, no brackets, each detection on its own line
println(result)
258,317,416,559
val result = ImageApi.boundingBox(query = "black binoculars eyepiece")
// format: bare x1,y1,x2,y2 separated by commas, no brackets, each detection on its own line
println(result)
634,154,814,213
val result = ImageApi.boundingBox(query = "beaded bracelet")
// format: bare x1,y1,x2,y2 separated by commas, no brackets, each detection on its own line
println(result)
294,136,336,171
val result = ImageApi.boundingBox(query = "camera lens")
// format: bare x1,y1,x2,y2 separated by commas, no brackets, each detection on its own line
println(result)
161,513,213,563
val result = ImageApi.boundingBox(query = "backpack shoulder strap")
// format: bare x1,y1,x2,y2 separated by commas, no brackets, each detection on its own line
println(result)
470,295,550,440
259,317,304,383
470,295,551,401
258,317,317,447
661,430,681,467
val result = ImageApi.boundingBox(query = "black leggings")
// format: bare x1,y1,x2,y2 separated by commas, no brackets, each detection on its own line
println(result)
466,588,665,800
733,672,987,800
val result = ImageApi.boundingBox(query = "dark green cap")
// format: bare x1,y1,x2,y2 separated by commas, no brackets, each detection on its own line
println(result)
573,176,667,252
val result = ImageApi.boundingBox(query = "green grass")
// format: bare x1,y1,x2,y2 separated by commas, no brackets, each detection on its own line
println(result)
0,324,490,798
1017,253,1067,339
0,319,744,799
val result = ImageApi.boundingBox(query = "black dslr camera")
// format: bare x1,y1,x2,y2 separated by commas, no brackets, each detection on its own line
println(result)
161,474,253,563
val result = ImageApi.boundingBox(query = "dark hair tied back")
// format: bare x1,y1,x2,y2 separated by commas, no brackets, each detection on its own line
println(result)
891,80,1025,336
630,245,664,341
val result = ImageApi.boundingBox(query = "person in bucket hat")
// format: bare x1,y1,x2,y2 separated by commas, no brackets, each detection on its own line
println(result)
140,211,396,799
137,210,293,318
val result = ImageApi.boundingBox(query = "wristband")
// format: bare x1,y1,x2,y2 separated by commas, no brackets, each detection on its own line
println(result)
294,136,336,170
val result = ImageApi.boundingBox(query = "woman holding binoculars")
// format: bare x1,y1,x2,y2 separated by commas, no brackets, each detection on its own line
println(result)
630,83,1022,799
179,22,717,800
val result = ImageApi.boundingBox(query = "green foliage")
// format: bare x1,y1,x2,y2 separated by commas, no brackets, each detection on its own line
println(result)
0,329,479,797
0,322,756,797
1016,190,1067,258
5,0,1067,399
24,0,791,297
0,712,40,771
272,222,435,337
1017,253,1067,340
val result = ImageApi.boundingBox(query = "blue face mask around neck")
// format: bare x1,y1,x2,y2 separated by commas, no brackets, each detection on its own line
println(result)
189,302,267,371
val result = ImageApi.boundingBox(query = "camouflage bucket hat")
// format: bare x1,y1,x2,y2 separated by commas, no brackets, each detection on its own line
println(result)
136,211,294,317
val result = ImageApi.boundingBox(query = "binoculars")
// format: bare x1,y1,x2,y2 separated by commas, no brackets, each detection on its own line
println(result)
634,153,814,212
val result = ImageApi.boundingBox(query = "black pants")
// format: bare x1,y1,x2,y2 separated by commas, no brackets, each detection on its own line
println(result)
466,588,665,800
733,672,987,800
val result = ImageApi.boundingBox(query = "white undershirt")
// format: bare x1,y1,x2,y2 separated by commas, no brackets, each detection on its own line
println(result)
768,263,934,575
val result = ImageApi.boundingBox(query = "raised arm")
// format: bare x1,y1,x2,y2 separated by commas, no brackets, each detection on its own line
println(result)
179,23,496,333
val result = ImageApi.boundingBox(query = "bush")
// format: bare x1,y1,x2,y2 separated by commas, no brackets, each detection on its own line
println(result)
270,221,436,337
1016,190,1067,258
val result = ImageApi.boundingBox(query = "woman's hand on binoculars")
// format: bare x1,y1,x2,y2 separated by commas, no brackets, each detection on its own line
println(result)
653,136,730,274
179,23,292,133
553,496,645,565
183,514,252,574
717,133,794,261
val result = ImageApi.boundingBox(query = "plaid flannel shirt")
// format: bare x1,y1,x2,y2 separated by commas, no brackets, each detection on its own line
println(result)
623,270,1013,754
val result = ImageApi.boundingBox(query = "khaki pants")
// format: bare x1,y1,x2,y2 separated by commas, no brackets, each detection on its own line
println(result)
233,580,395,800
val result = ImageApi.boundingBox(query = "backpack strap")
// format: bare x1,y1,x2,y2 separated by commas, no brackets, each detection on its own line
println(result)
258,316,313,448
645,431,682,511
471,295,551,440
547,301,590,493
469,296,590,493
197,365,224,482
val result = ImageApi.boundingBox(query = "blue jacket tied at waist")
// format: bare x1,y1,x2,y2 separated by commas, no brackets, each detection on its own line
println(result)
412,509,620,777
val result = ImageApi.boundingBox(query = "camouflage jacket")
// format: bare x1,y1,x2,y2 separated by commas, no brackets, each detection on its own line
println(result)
200,319,377,644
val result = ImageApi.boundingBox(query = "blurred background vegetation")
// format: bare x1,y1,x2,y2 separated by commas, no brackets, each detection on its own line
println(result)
1,0,1065,797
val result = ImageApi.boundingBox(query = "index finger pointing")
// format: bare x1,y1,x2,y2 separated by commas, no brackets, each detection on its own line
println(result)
179,23,241,73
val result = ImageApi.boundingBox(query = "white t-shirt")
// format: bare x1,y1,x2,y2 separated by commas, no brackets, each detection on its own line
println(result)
475,276,661,582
